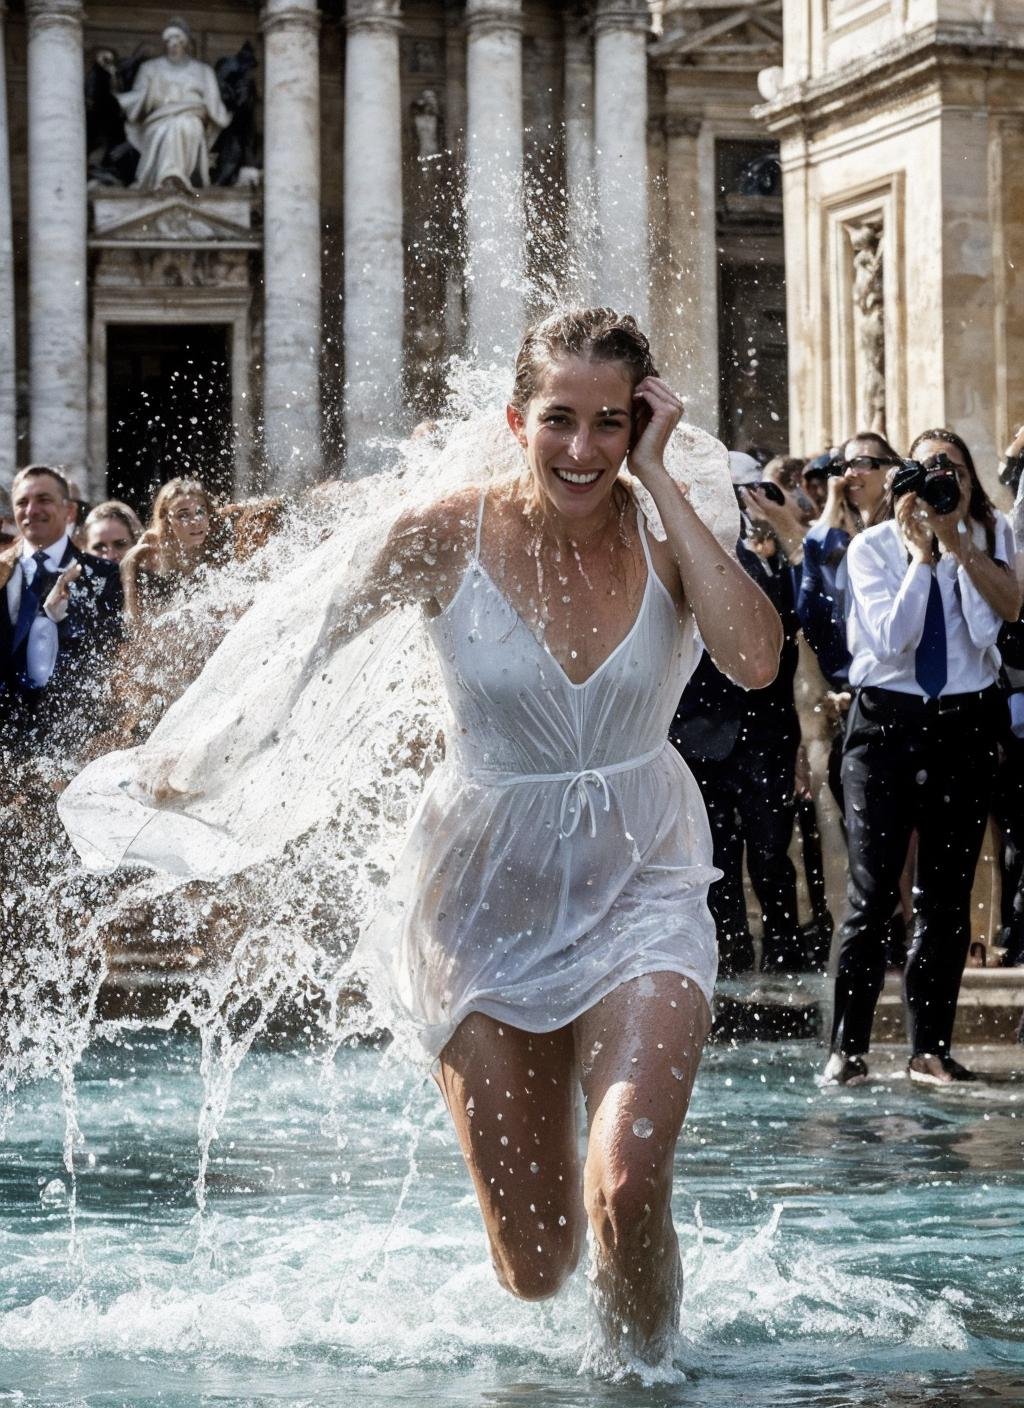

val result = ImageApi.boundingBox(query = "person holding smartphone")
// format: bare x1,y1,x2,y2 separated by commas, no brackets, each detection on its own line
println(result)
822,428,1021,1086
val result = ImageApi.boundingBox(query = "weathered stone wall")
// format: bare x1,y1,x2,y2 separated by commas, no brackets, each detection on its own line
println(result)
765,0,1024,489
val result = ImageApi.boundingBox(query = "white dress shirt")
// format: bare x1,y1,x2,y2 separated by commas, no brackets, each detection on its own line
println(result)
4,533,68,687
846,514,1013,696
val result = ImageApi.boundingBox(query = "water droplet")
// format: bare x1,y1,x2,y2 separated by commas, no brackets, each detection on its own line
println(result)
40,1178,66,1206
529,1161,539,1173
632,1118,654,1139
670,1066,685,1081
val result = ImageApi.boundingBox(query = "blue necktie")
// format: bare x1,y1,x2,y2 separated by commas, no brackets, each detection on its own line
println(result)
915,574,947,699
10,551,52,680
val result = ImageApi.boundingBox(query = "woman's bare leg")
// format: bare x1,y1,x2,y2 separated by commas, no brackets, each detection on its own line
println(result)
436,1012,585,1300
574,972,711,1365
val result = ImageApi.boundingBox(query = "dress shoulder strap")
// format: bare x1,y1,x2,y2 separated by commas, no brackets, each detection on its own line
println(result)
474,488,487,561
635,498,654,572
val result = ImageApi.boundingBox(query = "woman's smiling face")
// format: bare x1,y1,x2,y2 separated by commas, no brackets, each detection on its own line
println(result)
507,357,634,521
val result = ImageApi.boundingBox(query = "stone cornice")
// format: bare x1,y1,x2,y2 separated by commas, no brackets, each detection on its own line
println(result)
593,0,648,39
26,0,83,31
261,0,321,36
662,113,702,139
344,0,402,34
464,0,523,38
757,23,1024,138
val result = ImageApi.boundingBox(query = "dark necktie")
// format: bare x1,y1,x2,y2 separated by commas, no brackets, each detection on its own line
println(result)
915,573,947,699
10,550,53,677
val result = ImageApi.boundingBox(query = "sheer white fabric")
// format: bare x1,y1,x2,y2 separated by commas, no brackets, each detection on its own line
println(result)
58,416,736,1058
355,499,719,1059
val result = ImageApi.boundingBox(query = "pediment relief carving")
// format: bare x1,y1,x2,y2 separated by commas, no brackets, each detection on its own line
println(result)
90,192,257,245
652,0,783,68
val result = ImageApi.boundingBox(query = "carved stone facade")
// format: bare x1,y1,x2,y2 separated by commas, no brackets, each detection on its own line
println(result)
0,0,784,502
758,0,1024,492
86,189,258,491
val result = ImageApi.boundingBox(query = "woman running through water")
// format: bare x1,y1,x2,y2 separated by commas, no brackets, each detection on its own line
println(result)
331,310,781,1363
62,308,781,1368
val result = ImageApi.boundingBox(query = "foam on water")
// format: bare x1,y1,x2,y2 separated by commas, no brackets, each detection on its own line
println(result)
0,1038,1020,1405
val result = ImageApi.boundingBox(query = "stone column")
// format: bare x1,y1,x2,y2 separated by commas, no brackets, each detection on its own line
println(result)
563,7,596,303
464,0,524,363
261,0,323,490
0,3,15,486
593,0,649,321
343,0,404,473
26,0,88,481
663,116,718,431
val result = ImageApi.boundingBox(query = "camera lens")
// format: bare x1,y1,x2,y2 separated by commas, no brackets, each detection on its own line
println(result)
759,482,785,505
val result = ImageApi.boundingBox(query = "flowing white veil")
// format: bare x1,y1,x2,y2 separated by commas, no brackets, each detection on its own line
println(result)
58,413,738,884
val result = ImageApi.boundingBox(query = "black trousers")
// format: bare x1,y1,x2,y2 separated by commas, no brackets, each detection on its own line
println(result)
691,731,800,968
994,729,1024,965
831,687,1000,1058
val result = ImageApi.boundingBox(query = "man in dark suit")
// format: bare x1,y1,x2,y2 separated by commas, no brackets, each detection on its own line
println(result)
670,531,803,975
1,464,123,754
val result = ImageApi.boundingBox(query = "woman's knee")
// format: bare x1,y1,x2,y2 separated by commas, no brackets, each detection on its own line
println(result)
490,1218,583,1301
584,1156,673,1255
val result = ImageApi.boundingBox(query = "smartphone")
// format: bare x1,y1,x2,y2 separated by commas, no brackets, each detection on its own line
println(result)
630,396,653,451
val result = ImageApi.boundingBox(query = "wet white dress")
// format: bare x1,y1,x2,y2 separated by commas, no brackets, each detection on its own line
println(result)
354,492,720,1059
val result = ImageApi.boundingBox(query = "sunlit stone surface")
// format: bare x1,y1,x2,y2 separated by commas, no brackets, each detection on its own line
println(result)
261,0,323,488
0,4,14,483
26,0,88,480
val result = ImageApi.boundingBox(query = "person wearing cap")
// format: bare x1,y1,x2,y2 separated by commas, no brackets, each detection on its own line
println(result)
670,451,805,974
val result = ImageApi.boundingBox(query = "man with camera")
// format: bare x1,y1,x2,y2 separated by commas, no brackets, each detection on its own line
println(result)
823,430,1020,1087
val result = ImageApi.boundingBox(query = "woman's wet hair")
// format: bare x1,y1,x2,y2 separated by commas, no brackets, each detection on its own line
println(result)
511,307,658,410
908,427,997,556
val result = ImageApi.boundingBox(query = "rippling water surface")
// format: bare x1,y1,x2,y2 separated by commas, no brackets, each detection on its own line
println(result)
0,1035,1021,1407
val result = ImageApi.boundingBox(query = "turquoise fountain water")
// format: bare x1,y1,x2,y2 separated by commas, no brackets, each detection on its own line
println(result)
0,1033,1020,1406
2,371,1021,1404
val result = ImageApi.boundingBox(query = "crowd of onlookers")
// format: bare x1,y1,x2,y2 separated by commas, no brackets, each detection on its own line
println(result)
3,428,1024,1077
0,465,282,758
667,424,1024,1081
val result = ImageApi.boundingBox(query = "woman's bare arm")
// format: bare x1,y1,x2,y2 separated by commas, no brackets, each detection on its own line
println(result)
321,490,479,655
629,378,782,689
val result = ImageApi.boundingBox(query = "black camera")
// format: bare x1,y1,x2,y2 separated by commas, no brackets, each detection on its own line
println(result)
890,454,961,516
758,481,785,505
806,450,846,480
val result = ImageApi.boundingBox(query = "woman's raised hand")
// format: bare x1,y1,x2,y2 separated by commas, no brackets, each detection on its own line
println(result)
627,377,685,484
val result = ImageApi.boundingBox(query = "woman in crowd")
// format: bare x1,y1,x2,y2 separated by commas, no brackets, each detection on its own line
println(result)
823,428,1020,1086
83,500,144,563
119,477,222,625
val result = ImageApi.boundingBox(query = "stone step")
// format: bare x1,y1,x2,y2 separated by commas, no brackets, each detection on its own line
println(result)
96,963,1024,1049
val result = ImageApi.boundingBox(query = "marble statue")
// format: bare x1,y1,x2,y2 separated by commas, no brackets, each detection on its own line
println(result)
849,218,886,434
118,18,230,191
412,89,441,161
